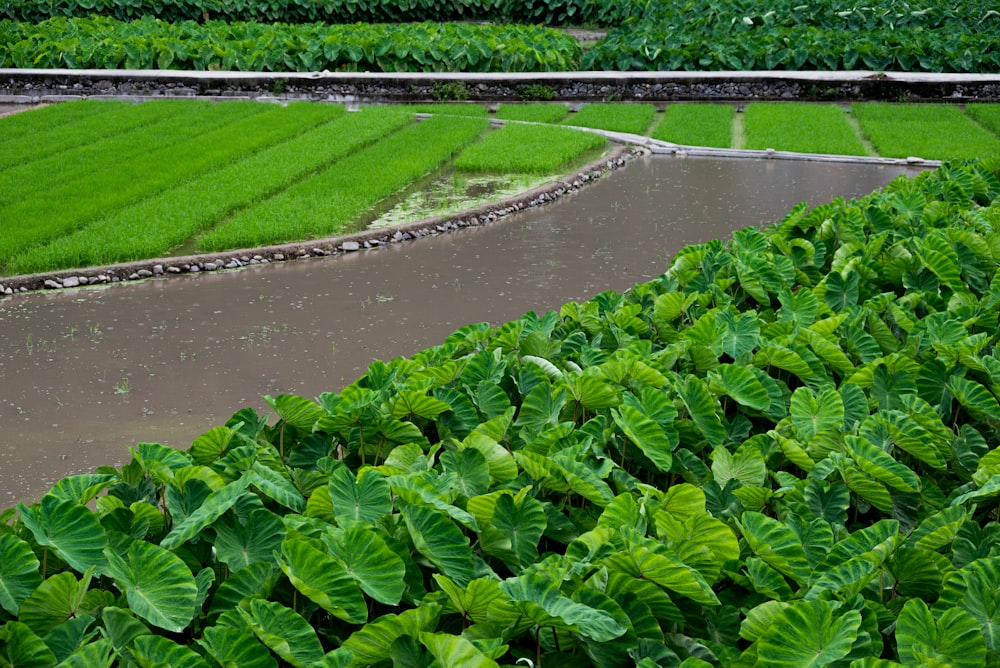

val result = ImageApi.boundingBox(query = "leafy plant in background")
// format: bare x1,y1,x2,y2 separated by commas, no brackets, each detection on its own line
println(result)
3,158,1000,666
0,17,582,72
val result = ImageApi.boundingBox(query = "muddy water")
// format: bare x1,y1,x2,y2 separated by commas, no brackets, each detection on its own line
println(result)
0,155,919,503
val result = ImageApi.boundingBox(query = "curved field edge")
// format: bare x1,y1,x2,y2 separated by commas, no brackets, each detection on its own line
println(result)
3,159,1000,666
0,146,633,293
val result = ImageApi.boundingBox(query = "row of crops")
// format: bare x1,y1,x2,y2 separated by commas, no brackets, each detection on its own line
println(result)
2,0,999,72
4,99,1000,277
3,157,1000,666
0,100,611,276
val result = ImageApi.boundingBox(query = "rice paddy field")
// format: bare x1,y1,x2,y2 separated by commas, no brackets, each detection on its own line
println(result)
2,99,1000,277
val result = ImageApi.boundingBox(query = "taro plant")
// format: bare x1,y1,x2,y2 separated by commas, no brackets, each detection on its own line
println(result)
3,159,1000,666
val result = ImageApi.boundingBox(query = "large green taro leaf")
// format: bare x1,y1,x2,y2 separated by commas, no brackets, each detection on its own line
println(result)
323,526,406,605
239,599,325,668
741,512,810,586
605,529,720,606
103,541,197,633
790,386,844,441
0,621,57,667
419,632,501,668
131,634,210,667
211,507,285,572
47,474,117,505
478,491,547,569
400,502,476,587
709,364,770,410
755,598,861,667
612,405,673,474
18,494,107,575
17,570,93,636
326,461,393,525
54,636,114,667
159,473,251,550
935,556,1000,653
674,375,726,447
341,605,442,666
498,572,626,642
277,538,367,624
0,533,41,615
196,625,278,668
896,598,986,667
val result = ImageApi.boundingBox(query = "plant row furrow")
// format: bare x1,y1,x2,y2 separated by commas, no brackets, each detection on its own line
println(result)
0,102,337,269
0,99,124,145
0,99,208,173
452,122,606,175
8,107,416,274
0,100,223,207
197,114,489,251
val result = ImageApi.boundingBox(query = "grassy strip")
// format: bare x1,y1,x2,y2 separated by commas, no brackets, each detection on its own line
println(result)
651,103,734,147
406,104,488,117
198,115,488,251
0,99,125,144
852,103,1000,160
0,100,198,172
0,103,339,270
453,123,606,174
966,104,1000,137
0,100,229,207
564,103,656,135
10,108,412,274
743,103,867,155
496,103,570,123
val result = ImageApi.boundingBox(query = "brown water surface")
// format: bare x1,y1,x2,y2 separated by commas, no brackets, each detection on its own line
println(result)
0,155,919,504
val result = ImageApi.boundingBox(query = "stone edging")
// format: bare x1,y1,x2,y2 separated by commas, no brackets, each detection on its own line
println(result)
0,145,637,297
3,69,1000,103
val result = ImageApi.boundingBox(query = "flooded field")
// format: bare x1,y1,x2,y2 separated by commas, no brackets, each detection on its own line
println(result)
0,154,920,503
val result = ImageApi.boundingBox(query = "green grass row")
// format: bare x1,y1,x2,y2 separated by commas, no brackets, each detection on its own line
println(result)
0,100,226,207
0,99,210,174
565,102,657,135
649,102,1000,160
9,108,415,275
0,102,342,269
197,114,489,250
4,99,999,277
453,123,606,174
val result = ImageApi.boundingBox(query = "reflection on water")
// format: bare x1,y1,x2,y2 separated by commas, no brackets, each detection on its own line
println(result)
0,155,921,503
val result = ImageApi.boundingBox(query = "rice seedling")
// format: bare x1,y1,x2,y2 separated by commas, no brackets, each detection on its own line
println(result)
852,103,1000,160
0,100,232,207
0,99,127,144
651,103,734,148
453,123,606,174
495,103,570,123
563,103,656,135
0,100,204,172
196,115,488,251
405,103,488,117
0,102,338,270
9,108,413,274
966,104,1000,137
743,103,867,155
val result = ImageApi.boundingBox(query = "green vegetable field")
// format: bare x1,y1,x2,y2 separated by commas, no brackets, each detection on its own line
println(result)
3,99,1000,277
2,0,999,72
0,100,615,276
4,156,1000,666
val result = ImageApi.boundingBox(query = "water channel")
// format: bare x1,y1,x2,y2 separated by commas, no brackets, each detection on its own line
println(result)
0,154,920,504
